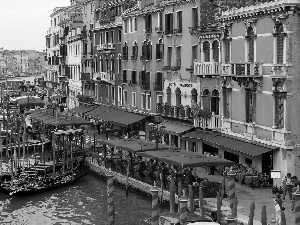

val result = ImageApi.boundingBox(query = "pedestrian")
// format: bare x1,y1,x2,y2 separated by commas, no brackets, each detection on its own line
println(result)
275,193,284,210
282,172,293,200
290,185,297,213
273,197,282,225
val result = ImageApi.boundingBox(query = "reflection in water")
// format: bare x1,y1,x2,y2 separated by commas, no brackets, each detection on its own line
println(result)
0,174,152,225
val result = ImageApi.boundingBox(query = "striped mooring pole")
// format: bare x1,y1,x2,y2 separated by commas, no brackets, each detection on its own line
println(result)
179,191,189,225
150,183,160,225
294,185,300,225
107,170,115,225
227,170,236,210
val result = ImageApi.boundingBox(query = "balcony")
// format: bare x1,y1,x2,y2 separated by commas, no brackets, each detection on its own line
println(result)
173,28,182,35
131,55,138,61
94,16,122,30
145,28,152,34
140,55,150,61
81,73,92,82
153,82,163,92
268,64,291,78
221,62,262,77
194,113,221,130
155,27,163,33
156,103,192,119
194,62,220,76
165,30,173,36
162,66,171,71
93,72,115,84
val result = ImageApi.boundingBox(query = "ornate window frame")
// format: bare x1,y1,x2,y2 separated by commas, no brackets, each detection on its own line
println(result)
244,18,257,63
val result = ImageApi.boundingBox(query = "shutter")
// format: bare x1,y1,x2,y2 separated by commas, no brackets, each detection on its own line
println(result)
160,44,164,60
139,71,142,85
149,43,152,60
156,44,160,59
126,45,128,58
165,14,168,32
179,12,182,30
146,72,150,90
170,13,173,32
245,90,249,122
195,9,198,27
136,45,138,56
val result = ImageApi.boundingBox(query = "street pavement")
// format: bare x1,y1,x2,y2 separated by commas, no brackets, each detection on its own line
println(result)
84,129,295,224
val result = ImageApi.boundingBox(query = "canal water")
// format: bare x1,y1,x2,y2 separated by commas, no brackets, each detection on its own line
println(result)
0,173,152,225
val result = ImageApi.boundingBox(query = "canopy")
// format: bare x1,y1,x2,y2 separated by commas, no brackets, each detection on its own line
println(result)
100,138,178,153
15,97,45,107
137,149,234,168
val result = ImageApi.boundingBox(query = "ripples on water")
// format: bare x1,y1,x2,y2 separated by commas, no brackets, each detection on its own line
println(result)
0,173,152,225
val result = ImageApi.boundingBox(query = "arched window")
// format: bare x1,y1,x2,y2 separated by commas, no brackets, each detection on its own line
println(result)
212,40,219,62
276,23,284,64
118,54,122,74
166,87,171,105
175,88,181,106
203,41,210,62
202,89,210,111
132,41,138,57
191,88,198,105
246,27,255,62
122,42,128,60
147,40,152,60
211,89,219,115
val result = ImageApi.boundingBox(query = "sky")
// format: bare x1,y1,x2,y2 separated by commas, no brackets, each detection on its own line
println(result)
0,0,71,52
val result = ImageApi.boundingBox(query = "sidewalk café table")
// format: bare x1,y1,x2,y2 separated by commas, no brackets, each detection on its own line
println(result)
236,172,247,183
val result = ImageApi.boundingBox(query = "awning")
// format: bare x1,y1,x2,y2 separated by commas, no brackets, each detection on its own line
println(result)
204,135,277,157
71,105,95,114
137,149,234,168
99,138,178,153
181,130,220,142
161,121,194,135
85,105,111,117
15,97,45,107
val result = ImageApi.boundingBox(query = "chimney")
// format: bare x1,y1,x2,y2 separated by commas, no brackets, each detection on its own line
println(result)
138,0,145,10
154,0,161,6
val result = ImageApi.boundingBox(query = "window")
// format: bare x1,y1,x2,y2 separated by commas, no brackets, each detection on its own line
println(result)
246,26,256,62
212,41,219,62
132,42,138,58
118,30,122,43
222,88,230,119
118,54,122,73
105,32,109,44
177,11,182,33
191,88,197,105
154,72,163,91
146,94,151,110
122,42,128,60
176,46,181,67
166,87,171,105
165,13,173,35
132,71,137,84
145,14,152,33
111,31,114,43
141,93,146,109
211,90,219,115
157,95,163,104
276,23,285,64
192,45,197,65
112,86,115,102
132,92,136,107
274,92,286,129
129,18,133,33
134,18,137,32
192,8,198,27
223,29,231,63
118,86,123,105
202,89,210,111
245,89,256,123
156,39,163,60
123,90,128,106
122,70,127,83
100,33,103,45
142,40,152,60
167,47,172,67
203,41,210,62
124,20,128,33
175,88,181,106
157,12,163,29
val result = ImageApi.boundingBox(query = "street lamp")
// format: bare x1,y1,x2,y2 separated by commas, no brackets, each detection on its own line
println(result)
148,115,166,151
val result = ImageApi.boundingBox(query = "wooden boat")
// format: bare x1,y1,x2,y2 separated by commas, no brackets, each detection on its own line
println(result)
0,165,89,196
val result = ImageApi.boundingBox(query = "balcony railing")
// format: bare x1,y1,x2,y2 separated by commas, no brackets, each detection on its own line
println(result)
269,65,291,77
165,30,173,35
156,103,192,119
153,82,163,92
194,62,220,76
188,26,199,34
194,113,221,130
162,66,171,71
155,27,163,33
93,72,115,83
81,72,91,81
221,62,262,76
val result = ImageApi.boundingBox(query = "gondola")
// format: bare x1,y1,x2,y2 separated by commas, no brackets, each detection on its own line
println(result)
0,165,89,196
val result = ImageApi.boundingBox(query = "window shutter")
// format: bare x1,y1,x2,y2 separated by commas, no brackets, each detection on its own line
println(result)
195,9,198,27
160,44,164,60
156,44,160,59
245,90,249,122
170,13,173,32
165,14,168,32
139,71,142,85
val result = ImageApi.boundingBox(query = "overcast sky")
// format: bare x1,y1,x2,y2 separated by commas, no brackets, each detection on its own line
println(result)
0,0,71,52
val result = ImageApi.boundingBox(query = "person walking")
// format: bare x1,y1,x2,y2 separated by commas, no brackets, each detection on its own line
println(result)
274,197,282,225
282,173,293,200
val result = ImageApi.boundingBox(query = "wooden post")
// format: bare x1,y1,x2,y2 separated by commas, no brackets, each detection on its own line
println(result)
70,134,73,180
169,179,176,213
188,184,194,212
125,160,130,197
107,170,115,225
217,192,221,224
232,197,238,218
150,183,159,225
248,201,255,225
199,186,205,219
261,205,267,225
281,211,286,225
178,180,183,213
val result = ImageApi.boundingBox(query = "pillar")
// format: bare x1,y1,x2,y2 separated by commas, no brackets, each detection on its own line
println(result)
177,180,183,213
227,170,236,210
150,184,160,225
169,179,176,213
107,170,115,225
188,185,194,212
294,186,300,225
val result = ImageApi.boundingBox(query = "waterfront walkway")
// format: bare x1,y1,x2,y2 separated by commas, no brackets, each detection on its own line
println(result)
85,129,292,224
